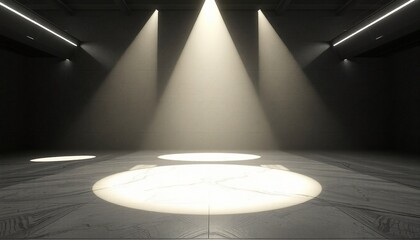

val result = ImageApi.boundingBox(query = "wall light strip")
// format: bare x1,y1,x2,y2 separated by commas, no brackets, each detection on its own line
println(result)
0,2,78,47
333,0,416,47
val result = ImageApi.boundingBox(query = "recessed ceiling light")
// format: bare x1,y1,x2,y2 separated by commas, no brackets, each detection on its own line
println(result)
26,35,34,40
333,0,416,46
0,2,78,46
376,35,384,40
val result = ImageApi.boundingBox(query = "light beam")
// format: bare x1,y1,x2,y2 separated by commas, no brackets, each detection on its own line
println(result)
258,11,342,148
144,0,276,150
64,10,158,148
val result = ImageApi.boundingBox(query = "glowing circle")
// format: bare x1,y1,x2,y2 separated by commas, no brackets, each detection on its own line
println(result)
93,164,322,215
158,153,260,162
30,155,96,162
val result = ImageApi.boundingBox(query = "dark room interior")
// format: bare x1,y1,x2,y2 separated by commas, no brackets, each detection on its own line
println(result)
1,0,420,239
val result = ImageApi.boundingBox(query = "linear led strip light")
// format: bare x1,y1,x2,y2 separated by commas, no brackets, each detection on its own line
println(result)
0,1,78,47
333,0,416,46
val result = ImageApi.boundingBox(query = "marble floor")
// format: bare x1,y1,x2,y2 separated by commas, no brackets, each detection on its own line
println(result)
0,151,419,239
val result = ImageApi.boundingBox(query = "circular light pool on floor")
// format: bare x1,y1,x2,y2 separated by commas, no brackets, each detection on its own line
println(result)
30,155,96,162
92,164,322,215
158,153,260,162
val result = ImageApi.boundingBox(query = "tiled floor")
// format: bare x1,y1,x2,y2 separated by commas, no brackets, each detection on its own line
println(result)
1,151,419,239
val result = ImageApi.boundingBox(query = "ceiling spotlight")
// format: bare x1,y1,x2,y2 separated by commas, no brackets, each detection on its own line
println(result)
0,2,78,46
333,0,416,46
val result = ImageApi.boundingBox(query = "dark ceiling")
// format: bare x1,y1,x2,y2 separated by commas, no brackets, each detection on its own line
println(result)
0,34,54,57
3,0,420,58
15,0,395,14
357,29,420,57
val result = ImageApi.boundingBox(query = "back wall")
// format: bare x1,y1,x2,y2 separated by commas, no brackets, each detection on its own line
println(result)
12,9,394,151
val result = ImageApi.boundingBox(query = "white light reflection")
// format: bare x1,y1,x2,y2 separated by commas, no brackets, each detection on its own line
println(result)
158,153,260,162
93,164,322,215
261,164,289,171
130,165,157,170
30,155,96,162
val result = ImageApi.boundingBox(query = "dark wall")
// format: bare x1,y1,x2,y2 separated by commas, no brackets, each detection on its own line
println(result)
1,10,398,151
261,11,394,150
0,49,26,152
390,46,420,153
23,11,155,150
